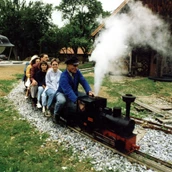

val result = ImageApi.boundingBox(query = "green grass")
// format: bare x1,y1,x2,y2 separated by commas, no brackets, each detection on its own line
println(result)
0,80,16,94
79,61,94,69
102,77,172,101
101,76,172,117
14,73,24,80
84,76,94,85
0,77,96,172
2,62,172,171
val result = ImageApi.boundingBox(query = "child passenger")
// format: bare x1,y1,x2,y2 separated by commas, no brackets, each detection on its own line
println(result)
35,61,48,108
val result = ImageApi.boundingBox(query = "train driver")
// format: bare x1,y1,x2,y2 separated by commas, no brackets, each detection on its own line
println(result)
53,56,94,123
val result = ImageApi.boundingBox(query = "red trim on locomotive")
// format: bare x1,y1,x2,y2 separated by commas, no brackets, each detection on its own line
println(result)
88,117,93,122
102,129,140,153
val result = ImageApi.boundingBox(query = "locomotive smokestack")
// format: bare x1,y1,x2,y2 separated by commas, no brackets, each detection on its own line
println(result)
122,94,136,119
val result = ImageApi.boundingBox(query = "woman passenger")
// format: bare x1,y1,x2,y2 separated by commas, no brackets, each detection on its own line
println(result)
35,61,48,108
41,58,62,117
25,55,40,99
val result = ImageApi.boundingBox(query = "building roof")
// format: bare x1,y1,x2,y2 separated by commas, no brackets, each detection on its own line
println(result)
91,0,172,37
59,47,91,55
91,0,130,37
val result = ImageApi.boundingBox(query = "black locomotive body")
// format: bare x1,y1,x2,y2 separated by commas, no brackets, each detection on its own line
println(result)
59,94,140,153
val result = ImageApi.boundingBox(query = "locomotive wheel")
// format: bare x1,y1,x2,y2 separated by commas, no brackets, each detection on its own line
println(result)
93,131,116,148
109,136,116,148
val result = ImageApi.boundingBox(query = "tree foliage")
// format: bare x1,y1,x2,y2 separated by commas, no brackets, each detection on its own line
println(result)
40,25,65,58
0,0,110,61
57,0,109,62
0,0,54,59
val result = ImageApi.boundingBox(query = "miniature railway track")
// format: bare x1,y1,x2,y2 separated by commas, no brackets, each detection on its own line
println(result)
117,93,172,133
132,151,172,171
134,99,172,124
131,116,172,134
67,125,172,172
118,92,172,125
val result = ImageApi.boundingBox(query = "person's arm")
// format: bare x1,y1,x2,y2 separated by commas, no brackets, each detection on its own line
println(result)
42,73,46,88
35,71,43,86
24,62,29,73
30,64,38,85
40,72,46,88
45,70,53,89
60,73,77,103
30,64,35,81
26,65,31,78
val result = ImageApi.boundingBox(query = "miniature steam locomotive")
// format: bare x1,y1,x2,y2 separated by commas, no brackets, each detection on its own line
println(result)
59,94,140,153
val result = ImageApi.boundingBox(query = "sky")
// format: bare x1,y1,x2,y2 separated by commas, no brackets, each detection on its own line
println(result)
41,0,123,10
27,0,124,27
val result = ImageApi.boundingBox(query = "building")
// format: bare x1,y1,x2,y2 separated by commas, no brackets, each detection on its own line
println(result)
91,0,172,78
59,47,91,63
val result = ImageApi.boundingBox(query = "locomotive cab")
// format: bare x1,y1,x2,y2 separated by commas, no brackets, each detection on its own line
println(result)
77,96,107,131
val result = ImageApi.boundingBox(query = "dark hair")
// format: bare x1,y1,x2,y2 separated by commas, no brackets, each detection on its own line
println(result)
40,61,48,66
51,58,60,65
31,57,40,65
65,56,79,65
40,53,48,59
40,61,48,70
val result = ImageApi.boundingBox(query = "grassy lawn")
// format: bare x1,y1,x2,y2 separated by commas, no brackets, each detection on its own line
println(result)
82,69,172,118
0,73,95,172
1,63,172,171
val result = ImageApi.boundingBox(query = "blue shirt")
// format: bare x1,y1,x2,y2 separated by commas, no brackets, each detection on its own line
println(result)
58,69,91,102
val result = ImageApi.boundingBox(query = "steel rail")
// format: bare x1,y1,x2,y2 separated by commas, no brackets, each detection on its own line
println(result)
67,125,172,172
134,100,172,119
131,116,172,134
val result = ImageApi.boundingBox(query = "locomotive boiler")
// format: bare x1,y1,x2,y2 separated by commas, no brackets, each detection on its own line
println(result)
60,94,140,153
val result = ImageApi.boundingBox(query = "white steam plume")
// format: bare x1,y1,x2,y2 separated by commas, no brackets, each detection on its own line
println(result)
90,0,172,95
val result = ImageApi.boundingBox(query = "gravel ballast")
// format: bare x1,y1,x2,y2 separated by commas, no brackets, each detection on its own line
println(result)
7,81,172,172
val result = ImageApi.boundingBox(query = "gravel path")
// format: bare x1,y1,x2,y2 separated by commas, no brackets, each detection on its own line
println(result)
7,81,172,172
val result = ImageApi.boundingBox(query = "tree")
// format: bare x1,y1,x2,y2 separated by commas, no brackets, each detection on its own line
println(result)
0,0,53,59
57,0,109,62
40,25,65,58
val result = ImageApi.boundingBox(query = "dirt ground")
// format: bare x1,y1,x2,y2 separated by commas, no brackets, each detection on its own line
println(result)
0,63,66,80
0,65,24,80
